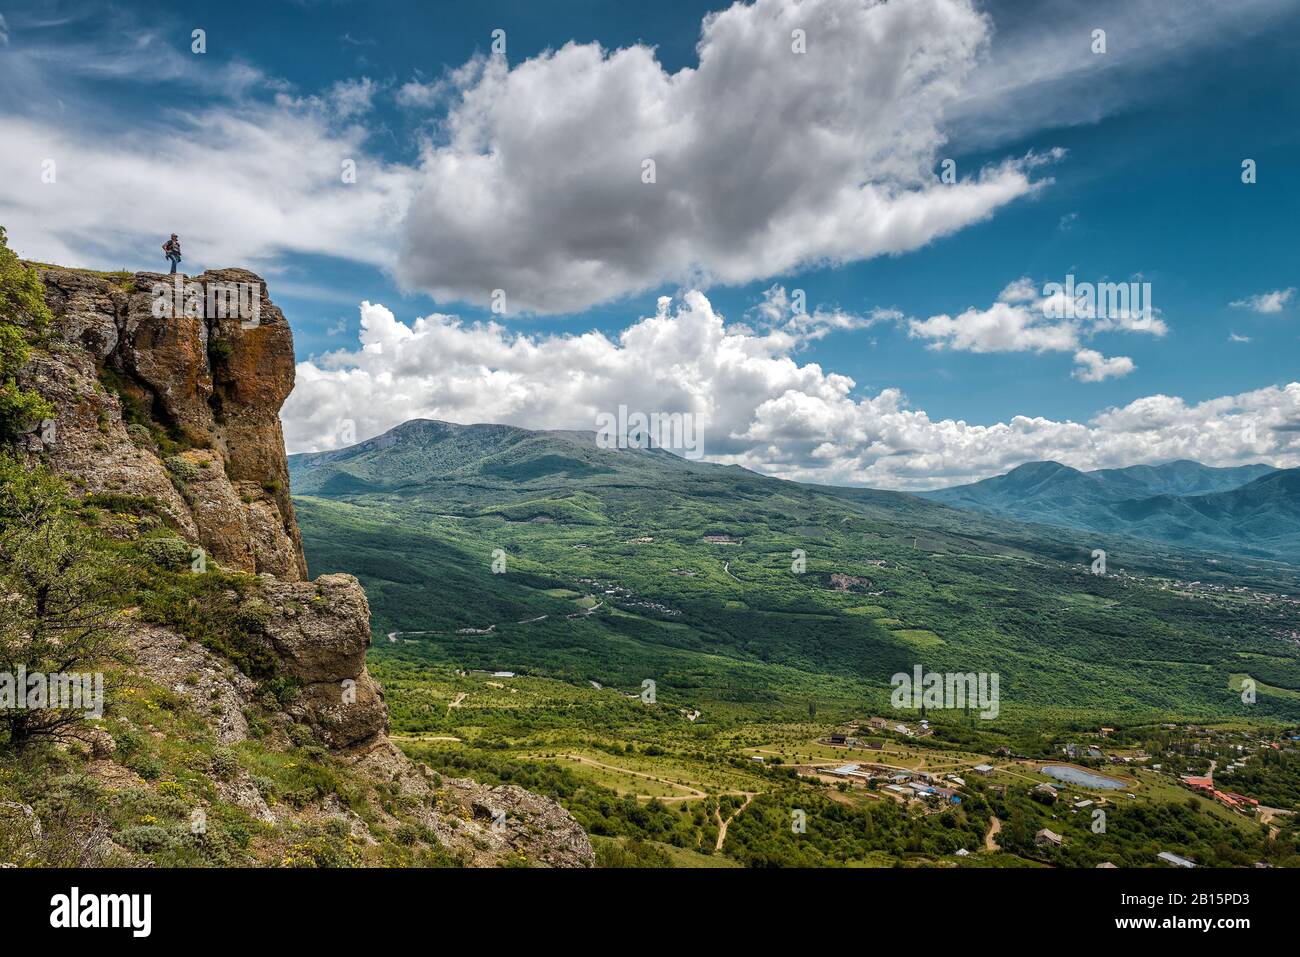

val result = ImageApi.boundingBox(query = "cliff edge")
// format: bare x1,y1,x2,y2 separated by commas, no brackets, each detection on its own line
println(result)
4,263,593,868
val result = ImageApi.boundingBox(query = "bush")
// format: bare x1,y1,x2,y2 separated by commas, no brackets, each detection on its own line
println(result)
134,568,280,678
0,454,128,748
116,824,175,853
209,747,239,781
164,455,201,483
261,675,300,708
234,598,274,632
125,423,155,450
0,228,51,331
126,752,164,781
0,227,54,441
137,535,195,570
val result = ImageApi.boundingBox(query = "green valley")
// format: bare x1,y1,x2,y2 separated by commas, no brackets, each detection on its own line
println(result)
286,420,1300,866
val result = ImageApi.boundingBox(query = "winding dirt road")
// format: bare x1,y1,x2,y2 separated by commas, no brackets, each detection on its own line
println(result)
715,793,757,850
984,815,1001,852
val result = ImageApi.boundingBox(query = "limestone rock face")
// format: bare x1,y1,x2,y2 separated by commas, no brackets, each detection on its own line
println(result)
13,264,595,866
19,266,383,753
23,266,305,579
257,574,390,749
19,275,200,540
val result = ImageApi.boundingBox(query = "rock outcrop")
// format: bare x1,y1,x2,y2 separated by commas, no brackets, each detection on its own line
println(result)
12,265,594,867
25,267,306,579
257,574,390,749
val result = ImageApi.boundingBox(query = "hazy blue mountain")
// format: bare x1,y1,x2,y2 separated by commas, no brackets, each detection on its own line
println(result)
291,425,1298,563
919,460,1297,562
1110,469,1300,557
1088,460,1277,497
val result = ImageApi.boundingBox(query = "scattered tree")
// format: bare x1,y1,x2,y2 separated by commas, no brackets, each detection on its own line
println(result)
0,454,127,748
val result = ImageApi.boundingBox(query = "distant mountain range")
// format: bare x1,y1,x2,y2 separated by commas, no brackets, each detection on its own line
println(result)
290,425,1300,564
288,417,952,520
285,418,1300,724
920,460,1300,563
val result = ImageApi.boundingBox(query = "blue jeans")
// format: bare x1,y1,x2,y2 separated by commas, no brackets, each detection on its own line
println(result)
167,252,181,274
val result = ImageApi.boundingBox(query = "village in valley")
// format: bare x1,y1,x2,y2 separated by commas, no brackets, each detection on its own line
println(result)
740,715,1300,867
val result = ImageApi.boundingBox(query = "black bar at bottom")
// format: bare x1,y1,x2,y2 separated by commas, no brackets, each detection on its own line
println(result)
0,865,1280,942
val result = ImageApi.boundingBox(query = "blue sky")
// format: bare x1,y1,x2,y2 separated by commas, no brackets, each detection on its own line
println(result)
1,0,1297,487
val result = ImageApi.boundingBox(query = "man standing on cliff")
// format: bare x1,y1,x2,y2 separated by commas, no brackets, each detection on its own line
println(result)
162,233,182,274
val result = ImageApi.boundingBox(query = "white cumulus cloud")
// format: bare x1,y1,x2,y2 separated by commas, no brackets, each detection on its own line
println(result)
395,0,1050,313
1072,348,1135,382
1,0,1047,308
906,277,1159,378
283,289,1300,490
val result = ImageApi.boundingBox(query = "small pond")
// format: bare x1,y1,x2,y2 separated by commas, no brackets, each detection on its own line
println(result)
1040,765,1126,790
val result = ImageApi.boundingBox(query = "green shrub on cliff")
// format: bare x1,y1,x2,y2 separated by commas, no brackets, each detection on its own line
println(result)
132,561,281,679
0,227,54,441
136,534,196,570
0,227,51,333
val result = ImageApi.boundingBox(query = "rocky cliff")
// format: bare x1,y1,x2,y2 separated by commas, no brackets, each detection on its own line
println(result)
24,267,306,580
7,264,593,868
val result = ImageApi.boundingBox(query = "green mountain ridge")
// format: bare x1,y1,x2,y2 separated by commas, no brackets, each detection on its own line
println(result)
289,418,708,495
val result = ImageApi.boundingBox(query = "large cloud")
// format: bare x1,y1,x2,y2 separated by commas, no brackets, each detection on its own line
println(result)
3,0,1293,307
395,0,1047,312
0,0,1042,302
283,289,1300,490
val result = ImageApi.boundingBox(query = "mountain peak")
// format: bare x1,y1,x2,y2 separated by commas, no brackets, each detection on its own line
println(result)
1005,460,1084,478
